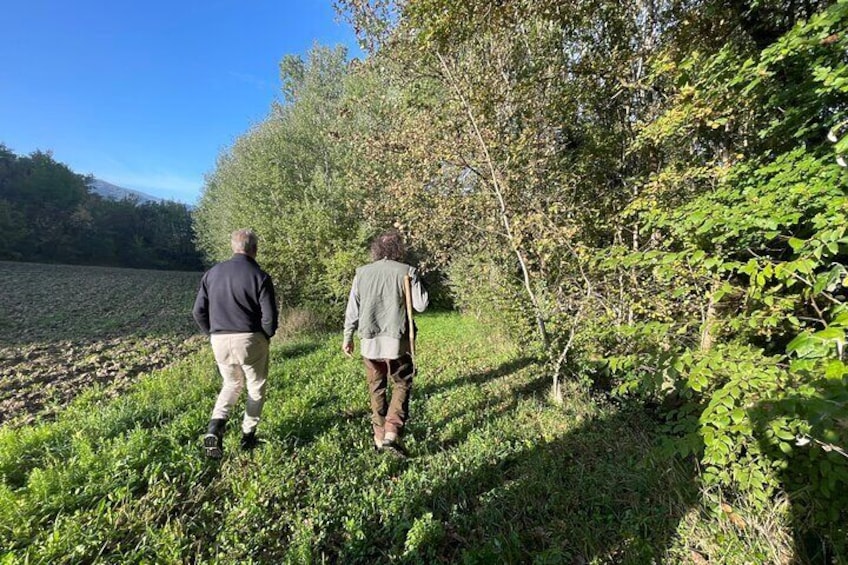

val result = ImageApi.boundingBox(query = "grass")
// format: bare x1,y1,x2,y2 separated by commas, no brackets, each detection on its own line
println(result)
0,310,797,563
0,262,798,563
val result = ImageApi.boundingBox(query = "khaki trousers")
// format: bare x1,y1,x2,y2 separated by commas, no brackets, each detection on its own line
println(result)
210,332,269,434
364,354,414,438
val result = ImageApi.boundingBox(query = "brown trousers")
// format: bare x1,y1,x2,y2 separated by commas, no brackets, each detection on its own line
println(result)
364,354,414,437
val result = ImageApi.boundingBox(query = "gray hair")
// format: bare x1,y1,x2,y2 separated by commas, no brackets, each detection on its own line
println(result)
231,229,258,256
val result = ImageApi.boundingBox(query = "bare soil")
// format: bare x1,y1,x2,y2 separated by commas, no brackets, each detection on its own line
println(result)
0,261,204,426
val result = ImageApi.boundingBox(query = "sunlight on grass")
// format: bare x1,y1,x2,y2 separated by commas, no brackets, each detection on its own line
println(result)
0,313,790,563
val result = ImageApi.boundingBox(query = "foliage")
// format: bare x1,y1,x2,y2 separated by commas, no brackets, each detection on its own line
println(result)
193,46,374,313
0,146,202,270
331,0,848,559
188,0,848,558
619,4,848,556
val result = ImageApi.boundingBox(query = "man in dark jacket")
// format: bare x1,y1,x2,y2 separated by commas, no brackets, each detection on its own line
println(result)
343,231,428,454
193,228,278,458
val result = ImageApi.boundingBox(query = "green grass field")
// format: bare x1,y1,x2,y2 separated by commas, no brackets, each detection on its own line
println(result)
0,263,795,563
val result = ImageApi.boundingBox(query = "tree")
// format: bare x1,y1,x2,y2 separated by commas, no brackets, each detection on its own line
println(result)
0,145,203,270
194,45,371,309
335,0,847,556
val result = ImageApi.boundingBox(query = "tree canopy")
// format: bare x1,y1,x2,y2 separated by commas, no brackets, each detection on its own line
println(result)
194,1,848,558
0,145,202,271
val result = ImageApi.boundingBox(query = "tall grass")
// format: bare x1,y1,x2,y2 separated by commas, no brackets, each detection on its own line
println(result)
0,313,794,563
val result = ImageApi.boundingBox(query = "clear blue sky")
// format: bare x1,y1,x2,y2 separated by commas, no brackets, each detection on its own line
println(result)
0,1,360,204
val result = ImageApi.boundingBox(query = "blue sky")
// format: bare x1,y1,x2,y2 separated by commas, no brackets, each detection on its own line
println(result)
0,1,360,204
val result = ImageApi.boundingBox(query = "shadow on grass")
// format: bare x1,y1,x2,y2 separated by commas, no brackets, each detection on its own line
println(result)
273,341,322,361
264,394,370,451
306,355,701,563
339,407,699,563
149,352,698,563
749,383,848,565
420,372,552,452
417,356,539,398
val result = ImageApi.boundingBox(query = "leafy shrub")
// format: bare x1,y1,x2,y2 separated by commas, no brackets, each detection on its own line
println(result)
446,249,536,345
570,5,848,559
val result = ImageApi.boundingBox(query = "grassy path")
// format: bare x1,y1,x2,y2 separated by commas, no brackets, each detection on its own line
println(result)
1,313,709,563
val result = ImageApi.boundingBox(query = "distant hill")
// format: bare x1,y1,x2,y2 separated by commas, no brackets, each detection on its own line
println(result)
88,178,163,204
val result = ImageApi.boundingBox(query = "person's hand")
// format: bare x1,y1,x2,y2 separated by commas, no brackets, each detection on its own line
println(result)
342,342,354,358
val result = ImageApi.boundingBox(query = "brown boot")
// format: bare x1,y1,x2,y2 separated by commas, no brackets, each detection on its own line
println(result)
379,430,407,458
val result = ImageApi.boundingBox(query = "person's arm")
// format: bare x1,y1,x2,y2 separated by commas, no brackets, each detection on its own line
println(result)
342,274,360,356
259,275,278,338
192,274,211,334
409,267,429,312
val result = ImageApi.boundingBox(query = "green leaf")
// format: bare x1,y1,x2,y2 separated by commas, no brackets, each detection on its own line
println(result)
814,327,845,341
787,332,812,354
825,360,846,379
775,429,795,441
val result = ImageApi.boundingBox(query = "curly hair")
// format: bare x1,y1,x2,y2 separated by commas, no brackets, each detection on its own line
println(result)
370,230,406,262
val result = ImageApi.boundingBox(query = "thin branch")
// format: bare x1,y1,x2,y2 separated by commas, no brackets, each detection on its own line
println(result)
437,51,550,349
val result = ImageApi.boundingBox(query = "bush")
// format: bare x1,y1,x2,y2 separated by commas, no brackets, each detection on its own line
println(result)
275,307,333,342
446,250,535,345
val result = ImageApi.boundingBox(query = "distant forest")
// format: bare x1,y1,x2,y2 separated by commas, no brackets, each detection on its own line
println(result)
0,145,203,271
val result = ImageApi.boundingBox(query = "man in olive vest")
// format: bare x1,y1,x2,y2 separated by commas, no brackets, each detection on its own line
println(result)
342,231,428,454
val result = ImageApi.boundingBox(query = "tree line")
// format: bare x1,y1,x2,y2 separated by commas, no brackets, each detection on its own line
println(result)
0,145,203,271
193,0,847,559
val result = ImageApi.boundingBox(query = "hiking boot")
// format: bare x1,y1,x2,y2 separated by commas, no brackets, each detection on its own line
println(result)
241,431,258,451
204,418,226,459
204,433,223,459
379,431,408,458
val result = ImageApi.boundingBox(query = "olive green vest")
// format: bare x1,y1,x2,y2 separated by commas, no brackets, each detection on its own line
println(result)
356,259,411,340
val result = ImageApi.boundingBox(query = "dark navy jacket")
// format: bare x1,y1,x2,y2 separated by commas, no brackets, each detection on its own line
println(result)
192,254,278,338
